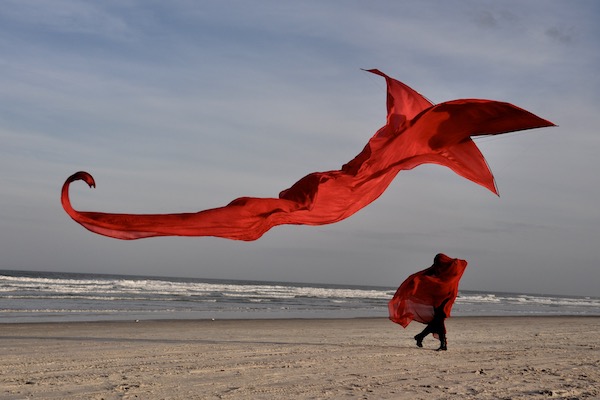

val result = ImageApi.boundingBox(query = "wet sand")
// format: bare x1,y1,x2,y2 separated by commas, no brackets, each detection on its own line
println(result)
1,316,598,399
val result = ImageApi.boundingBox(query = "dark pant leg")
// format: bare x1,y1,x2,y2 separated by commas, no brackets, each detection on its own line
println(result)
417,323,434,339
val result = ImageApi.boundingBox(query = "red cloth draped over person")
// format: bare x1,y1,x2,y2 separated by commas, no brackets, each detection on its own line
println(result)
61,70,554,241
388,253,467,350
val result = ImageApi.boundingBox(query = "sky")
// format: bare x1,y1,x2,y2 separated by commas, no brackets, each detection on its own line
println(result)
1,1,598,296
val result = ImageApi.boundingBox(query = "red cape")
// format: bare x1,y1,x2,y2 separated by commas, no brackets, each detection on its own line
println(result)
388,254,467,327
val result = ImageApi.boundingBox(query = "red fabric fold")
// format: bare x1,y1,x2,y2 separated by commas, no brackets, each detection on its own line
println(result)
61,70,555,241
388,254,468,328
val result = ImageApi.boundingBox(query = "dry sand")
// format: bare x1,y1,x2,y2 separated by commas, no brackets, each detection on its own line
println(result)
0,317,598,399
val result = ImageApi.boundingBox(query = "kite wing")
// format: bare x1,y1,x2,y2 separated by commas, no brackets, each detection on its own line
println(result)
388,254,468,327
61,70,555,241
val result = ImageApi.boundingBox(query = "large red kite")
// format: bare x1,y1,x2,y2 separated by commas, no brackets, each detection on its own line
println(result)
61,70,554,240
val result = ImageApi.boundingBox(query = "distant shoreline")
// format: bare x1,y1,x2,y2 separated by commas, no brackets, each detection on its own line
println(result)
3,270,599,324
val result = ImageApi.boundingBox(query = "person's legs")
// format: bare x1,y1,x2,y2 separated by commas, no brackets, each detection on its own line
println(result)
414,324,433,347
436,320,447,351
436,331,447,351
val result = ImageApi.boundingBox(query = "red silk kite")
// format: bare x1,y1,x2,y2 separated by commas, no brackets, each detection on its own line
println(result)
388,253,468,328
61,70,554,241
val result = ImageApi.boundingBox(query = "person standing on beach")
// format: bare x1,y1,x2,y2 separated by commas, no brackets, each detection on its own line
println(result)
388,253,467,351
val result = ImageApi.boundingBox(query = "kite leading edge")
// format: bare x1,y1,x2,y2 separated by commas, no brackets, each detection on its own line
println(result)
61,70,555,241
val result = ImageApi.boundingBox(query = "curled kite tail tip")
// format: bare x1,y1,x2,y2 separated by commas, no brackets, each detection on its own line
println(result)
66,171,96,188
61,171,96,216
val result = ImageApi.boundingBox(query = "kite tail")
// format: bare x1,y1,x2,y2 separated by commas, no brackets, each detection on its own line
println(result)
61,171,159,240
61,171,96,221
60,171,300,241
60,171,187,240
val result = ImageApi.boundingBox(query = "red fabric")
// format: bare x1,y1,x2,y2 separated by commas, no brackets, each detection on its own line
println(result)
388,254,468,328
61,70,555,241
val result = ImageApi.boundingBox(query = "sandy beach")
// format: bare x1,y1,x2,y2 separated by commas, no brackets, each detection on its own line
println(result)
0,317,598,399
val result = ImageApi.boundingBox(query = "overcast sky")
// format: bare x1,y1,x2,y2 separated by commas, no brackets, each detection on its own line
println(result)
1,1,598,296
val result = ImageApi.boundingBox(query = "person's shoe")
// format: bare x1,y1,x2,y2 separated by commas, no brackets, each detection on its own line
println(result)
414,334,423,348
436,339,447,351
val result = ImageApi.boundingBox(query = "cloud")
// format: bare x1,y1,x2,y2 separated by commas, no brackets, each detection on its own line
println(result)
545,26,573,43
0,0,133,38
472,9,519,29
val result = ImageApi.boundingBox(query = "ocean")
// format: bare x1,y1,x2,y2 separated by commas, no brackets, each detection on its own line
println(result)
1,269,598,323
